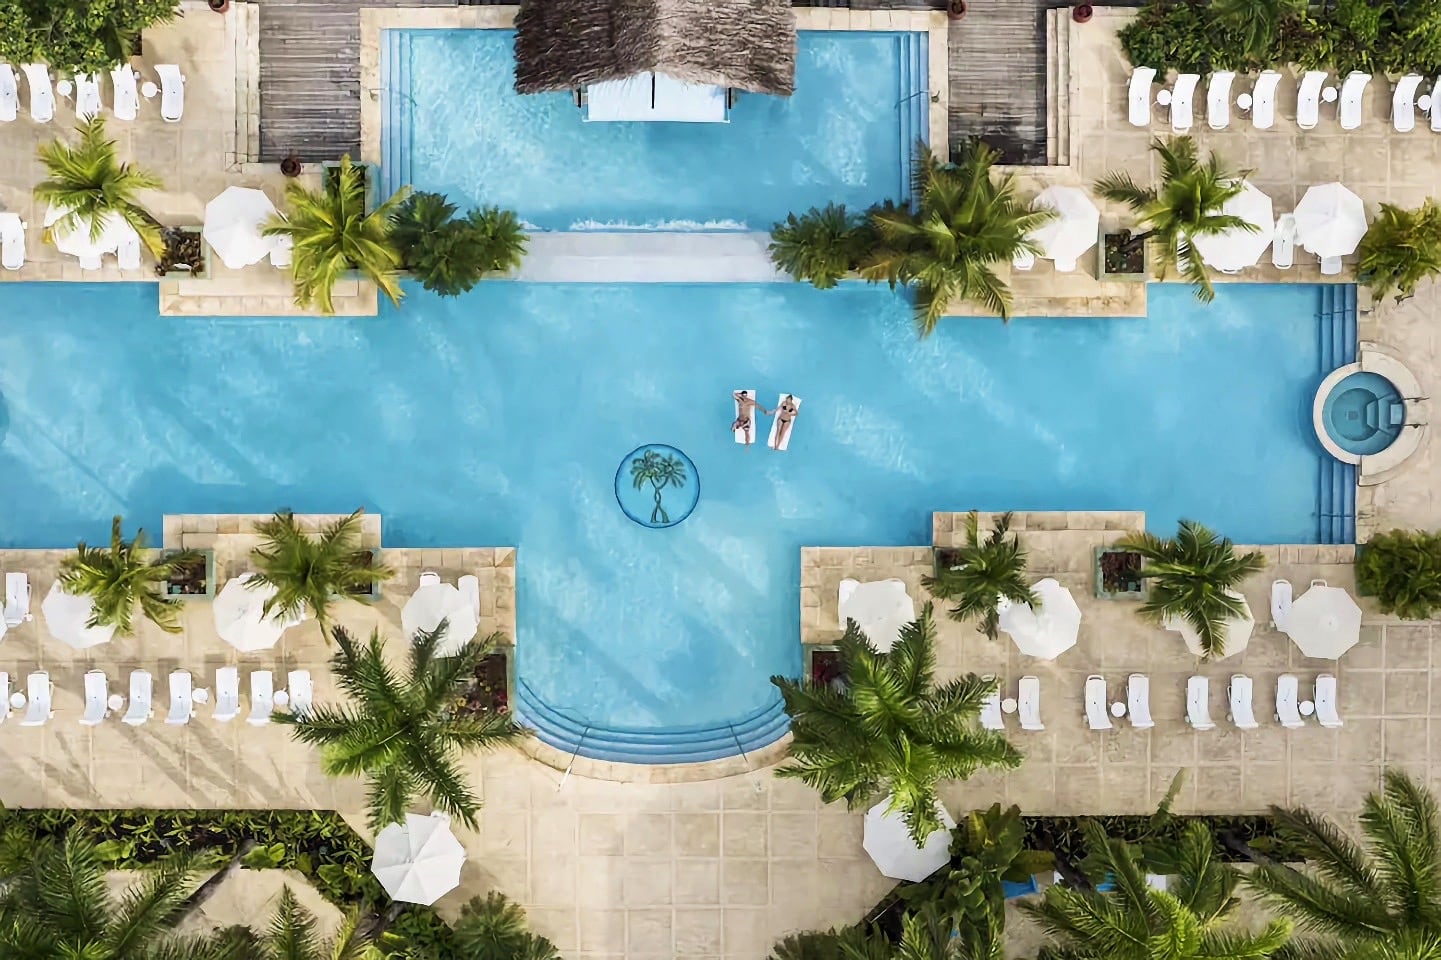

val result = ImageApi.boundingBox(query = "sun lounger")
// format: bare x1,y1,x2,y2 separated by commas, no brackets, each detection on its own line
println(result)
980,683,1005,731
418,570,440,588
1207,71,1235,130
1432,76,1441,132
1012,248,1035,271
287,669,313,719
4,572,30,625
733,389,758,444
73,72,101,120
1169,73,1199,132
0,673,9,722
767,394,801,452
78,251,101,271
0,64,16,122
1127,674,1154,729
21,64,53,122
117,228,140,271
458,574,480,618
1314,674,1343,728
165,670,192,725
80,670,108,725
1084,675,1112,730
213,666,240,722
122,670,152,725
1272,213,1296,269
1270,579,1292,630
1018,675,1044,731
1186,676,1214,730
1129,66,1156,127
154,64,185,123
1338,72,1369,130
1275,674,1304,728
110,65,139,121
1228,674,1259,729
1251,70,1282,129
20,672,50,726
248,670,274,725
1297,71,1327,130
1393,74,1423,132
0,213,26,271
1320,256,1343,275
270,234,293,268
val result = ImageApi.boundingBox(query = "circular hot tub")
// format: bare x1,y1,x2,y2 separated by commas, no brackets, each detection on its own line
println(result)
1321,370,1405,456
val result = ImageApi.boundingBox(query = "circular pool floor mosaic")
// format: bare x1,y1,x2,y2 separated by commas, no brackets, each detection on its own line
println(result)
615,444,699,528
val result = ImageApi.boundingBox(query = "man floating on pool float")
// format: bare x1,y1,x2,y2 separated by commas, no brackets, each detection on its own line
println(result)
732,390,771,448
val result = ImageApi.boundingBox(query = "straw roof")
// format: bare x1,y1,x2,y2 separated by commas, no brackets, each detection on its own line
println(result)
513,0,796,97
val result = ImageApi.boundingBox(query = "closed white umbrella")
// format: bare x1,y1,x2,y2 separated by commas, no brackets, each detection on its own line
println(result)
837,578,915,653
1191,180,1274,271
1295,182,1367,258
212,574,307,652
998,578,1081,660
43,205,132,261
371,812,466,905
1029,186,1100,271
1165,591,1254,660
402,581,479,655
1284,582,1361,659
41,581,114,649
203,186,278,269
862,797,956,882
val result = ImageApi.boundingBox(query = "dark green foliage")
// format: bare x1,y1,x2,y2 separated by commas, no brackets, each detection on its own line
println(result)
390,191,528,297
1356,529,1441,619
1357,200,1441,303
768,203,874,289
57,514,200,635
1025,814,1301,868
922,510,1036,640
0,0,179,74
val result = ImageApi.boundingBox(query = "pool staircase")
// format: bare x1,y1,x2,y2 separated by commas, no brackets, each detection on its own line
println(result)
1317,284,1358,544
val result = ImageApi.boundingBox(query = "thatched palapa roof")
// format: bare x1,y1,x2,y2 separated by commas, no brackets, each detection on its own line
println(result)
513,0,796,97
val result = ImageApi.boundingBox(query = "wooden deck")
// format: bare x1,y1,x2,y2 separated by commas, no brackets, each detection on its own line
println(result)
944,0,1049,164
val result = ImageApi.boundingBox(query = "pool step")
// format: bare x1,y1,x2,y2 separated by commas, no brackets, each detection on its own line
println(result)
379,30,414,203
1316,284,1359,544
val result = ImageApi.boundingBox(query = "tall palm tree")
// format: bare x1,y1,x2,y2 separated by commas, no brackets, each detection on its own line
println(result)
1356,200,1441,303
771,604,1022,844
275,623,521,832
860,141,1054,335
922,511,1037,640
1095,136,1253,302
57,515,200,635
1024,820,1292,960
248,509,392,630
443,893,561,960
769,203,873,290
1118,519,1265,660
1248,770,1441,960
251,885,379,960
1210,0,1304,61
34,116,164,258
264,156,410,314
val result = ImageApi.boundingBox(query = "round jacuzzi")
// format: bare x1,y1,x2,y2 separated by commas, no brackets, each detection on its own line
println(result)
1319,371,1405,456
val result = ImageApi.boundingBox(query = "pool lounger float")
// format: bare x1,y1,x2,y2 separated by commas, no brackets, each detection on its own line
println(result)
733,389,757,444
767,394,802,451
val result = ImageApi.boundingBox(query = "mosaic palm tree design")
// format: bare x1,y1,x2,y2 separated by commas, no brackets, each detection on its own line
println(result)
629,450,689,525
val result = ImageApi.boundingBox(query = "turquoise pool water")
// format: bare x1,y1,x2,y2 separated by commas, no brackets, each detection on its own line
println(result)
0,282,1326,755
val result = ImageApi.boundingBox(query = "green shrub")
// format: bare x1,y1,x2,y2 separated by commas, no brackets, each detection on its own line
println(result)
1357,529,1441,619
0,0,178,74
391,191,528,297
768,203,874,290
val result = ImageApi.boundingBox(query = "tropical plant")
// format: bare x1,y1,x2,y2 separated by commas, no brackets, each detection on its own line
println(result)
1356,529,1441,619
1118,519,1265,660
34,116,164,259
629,449,688,525
859,140,1053,334
1023,819,1292,960
771,603,1023,844
769,203,874,289
264,155,410,314
1356,200,1441,303
922,511,1037,640
390,192,527,297
249,885,380,960
0,0,179,75
248,509,392,629
56,515,199,635
274,622,521,831
1210,0,1306,60
441,893,561,960
1095,136,1253,302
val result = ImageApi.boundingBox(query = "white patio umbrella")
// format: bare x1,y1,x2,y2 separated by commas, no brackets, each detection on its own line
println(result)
41,581,114,649
203,187,278,269
1191,180,1274,271
838,578,915,653
43,205,134,261
1165,590,1255,660
371,812,466,905
1029,185,1100,271
863,797,956,882
997,577,1082,660
1295,182,1367,258
402,581,479,655
1284,582,1362,659
212,573,308,652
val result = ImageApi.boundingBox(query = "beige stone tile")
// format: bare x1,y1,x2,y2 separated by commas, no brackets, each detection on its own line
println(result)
722,812,769,858
769,812,818,859
625,814,674,857
1388,719,1431,762
675,814,721,857
722,859,770,906
1388,671,1432,716
674,860,720,904
675,908,723,955
627,909,674,954
577,857,625,908
622,859,674,907
577,909,626,954
816,813,861,860
723,908,774,958
579,813,624,855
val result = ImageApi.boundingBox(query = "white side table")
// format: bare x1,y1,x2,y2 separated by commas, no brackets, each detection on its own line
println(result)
192,688,210,705
55,79,73,98
107,694,124,713
1156,89,1173,107
1420,94,1434,112
141,81,158,100
1236,92,1253,112
274,690,290,707
1322,87,1338,103
1299,700,1315,717
1110,701,1126,718
9,692,24,711
1001,697,1018,714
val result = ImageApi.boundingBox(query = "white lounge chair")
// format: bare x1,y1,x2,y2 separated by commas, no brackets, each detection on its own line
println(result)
1084,675,1112,730
767,394,802,451
1393,74,1423,132
979,685,1004,731
213,666,240,722
1018,675,1043,731
1432,76,1441,133
110,65,139,121
73,72,101,120
459,574,481,618
287,669,313,719
0,672,9,723
1207,71,1235,130
1270,579,1292,630
1272,213,1296,269
1338,72,1370,130
1012,248,1035,271
78,251,101,271
21,672,50,726
80,670,108,725
1228,674,1259,729
1320,256,1343,275
154,64,185,122
0,213,26,271
1169,73,1200,132
1276,674,1304,728
165,670,192,725
270,234,293,268
248,670,274,725
122,670,152,725
1297,71,1327,130
0,64,16,122
117,228,140,271
1314,674,1343,728
4,572,30,625
1127,674,1154,729
1251,70,1282,129
1129,66,1156,127
20,64,53,122
418,570,440,588
1186,676,1214,730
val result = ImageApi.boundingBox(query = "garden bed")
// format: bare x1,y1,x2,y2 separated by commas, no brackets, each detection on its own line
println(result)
457,650,511,715
932,546,964,579
1099,231,1147,280
156,226,210,279
343,549,383,599
161,549,214,598
1095,547,1146,600
805,645,845,690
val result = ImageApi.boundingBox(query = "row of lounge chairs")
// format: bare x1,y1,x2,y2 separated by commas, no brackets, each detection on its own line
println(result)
0,667,312,727
1186,674,1341,731
0,62,185,124
0,214,144,273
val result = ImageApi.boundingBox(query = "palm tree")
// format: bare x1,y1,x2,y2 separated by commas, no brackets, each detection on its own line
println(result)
443,893,561,960
1356,200,1441,303
274,623,521,832
922,511,1037,640
1023,820,1292,960
859,141,1054,335
34,116,163,258
464,206,527,276
389,193,527,297
264,155,410,314
771,603,1022,844
1210,0,1304,61
57,515,200,635
251,885,379,960
248,509,392,630
1248,770,1441,960
1118,519,1265,660
769,203,874,290
1095,136,1253,302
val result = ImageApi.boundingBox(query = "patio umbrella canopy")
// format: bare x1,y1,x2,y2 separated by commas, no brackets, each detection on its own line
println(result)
401,581,479,655
837,578,915,653
862,797,956,882
1029,185,1099,270
1295,182,1367,258
212,573,307,652
1191,180,1274,271
1284,582,1361,659
41,581,115,649
43,205,135,261
1165,591,1254,660
371,812,466,905
203,187,278,269
998,577,1081,660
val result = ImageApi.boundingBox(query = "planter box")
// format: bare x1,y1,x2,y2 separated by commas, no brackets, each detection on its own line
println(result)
458,649,513,714
322,161,377,213
804,645,846,690
1094,547,1147,600
161,549,215,599
1097,230,1148,282
932,546,964,579
342,549,384,600
159,225,213,280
